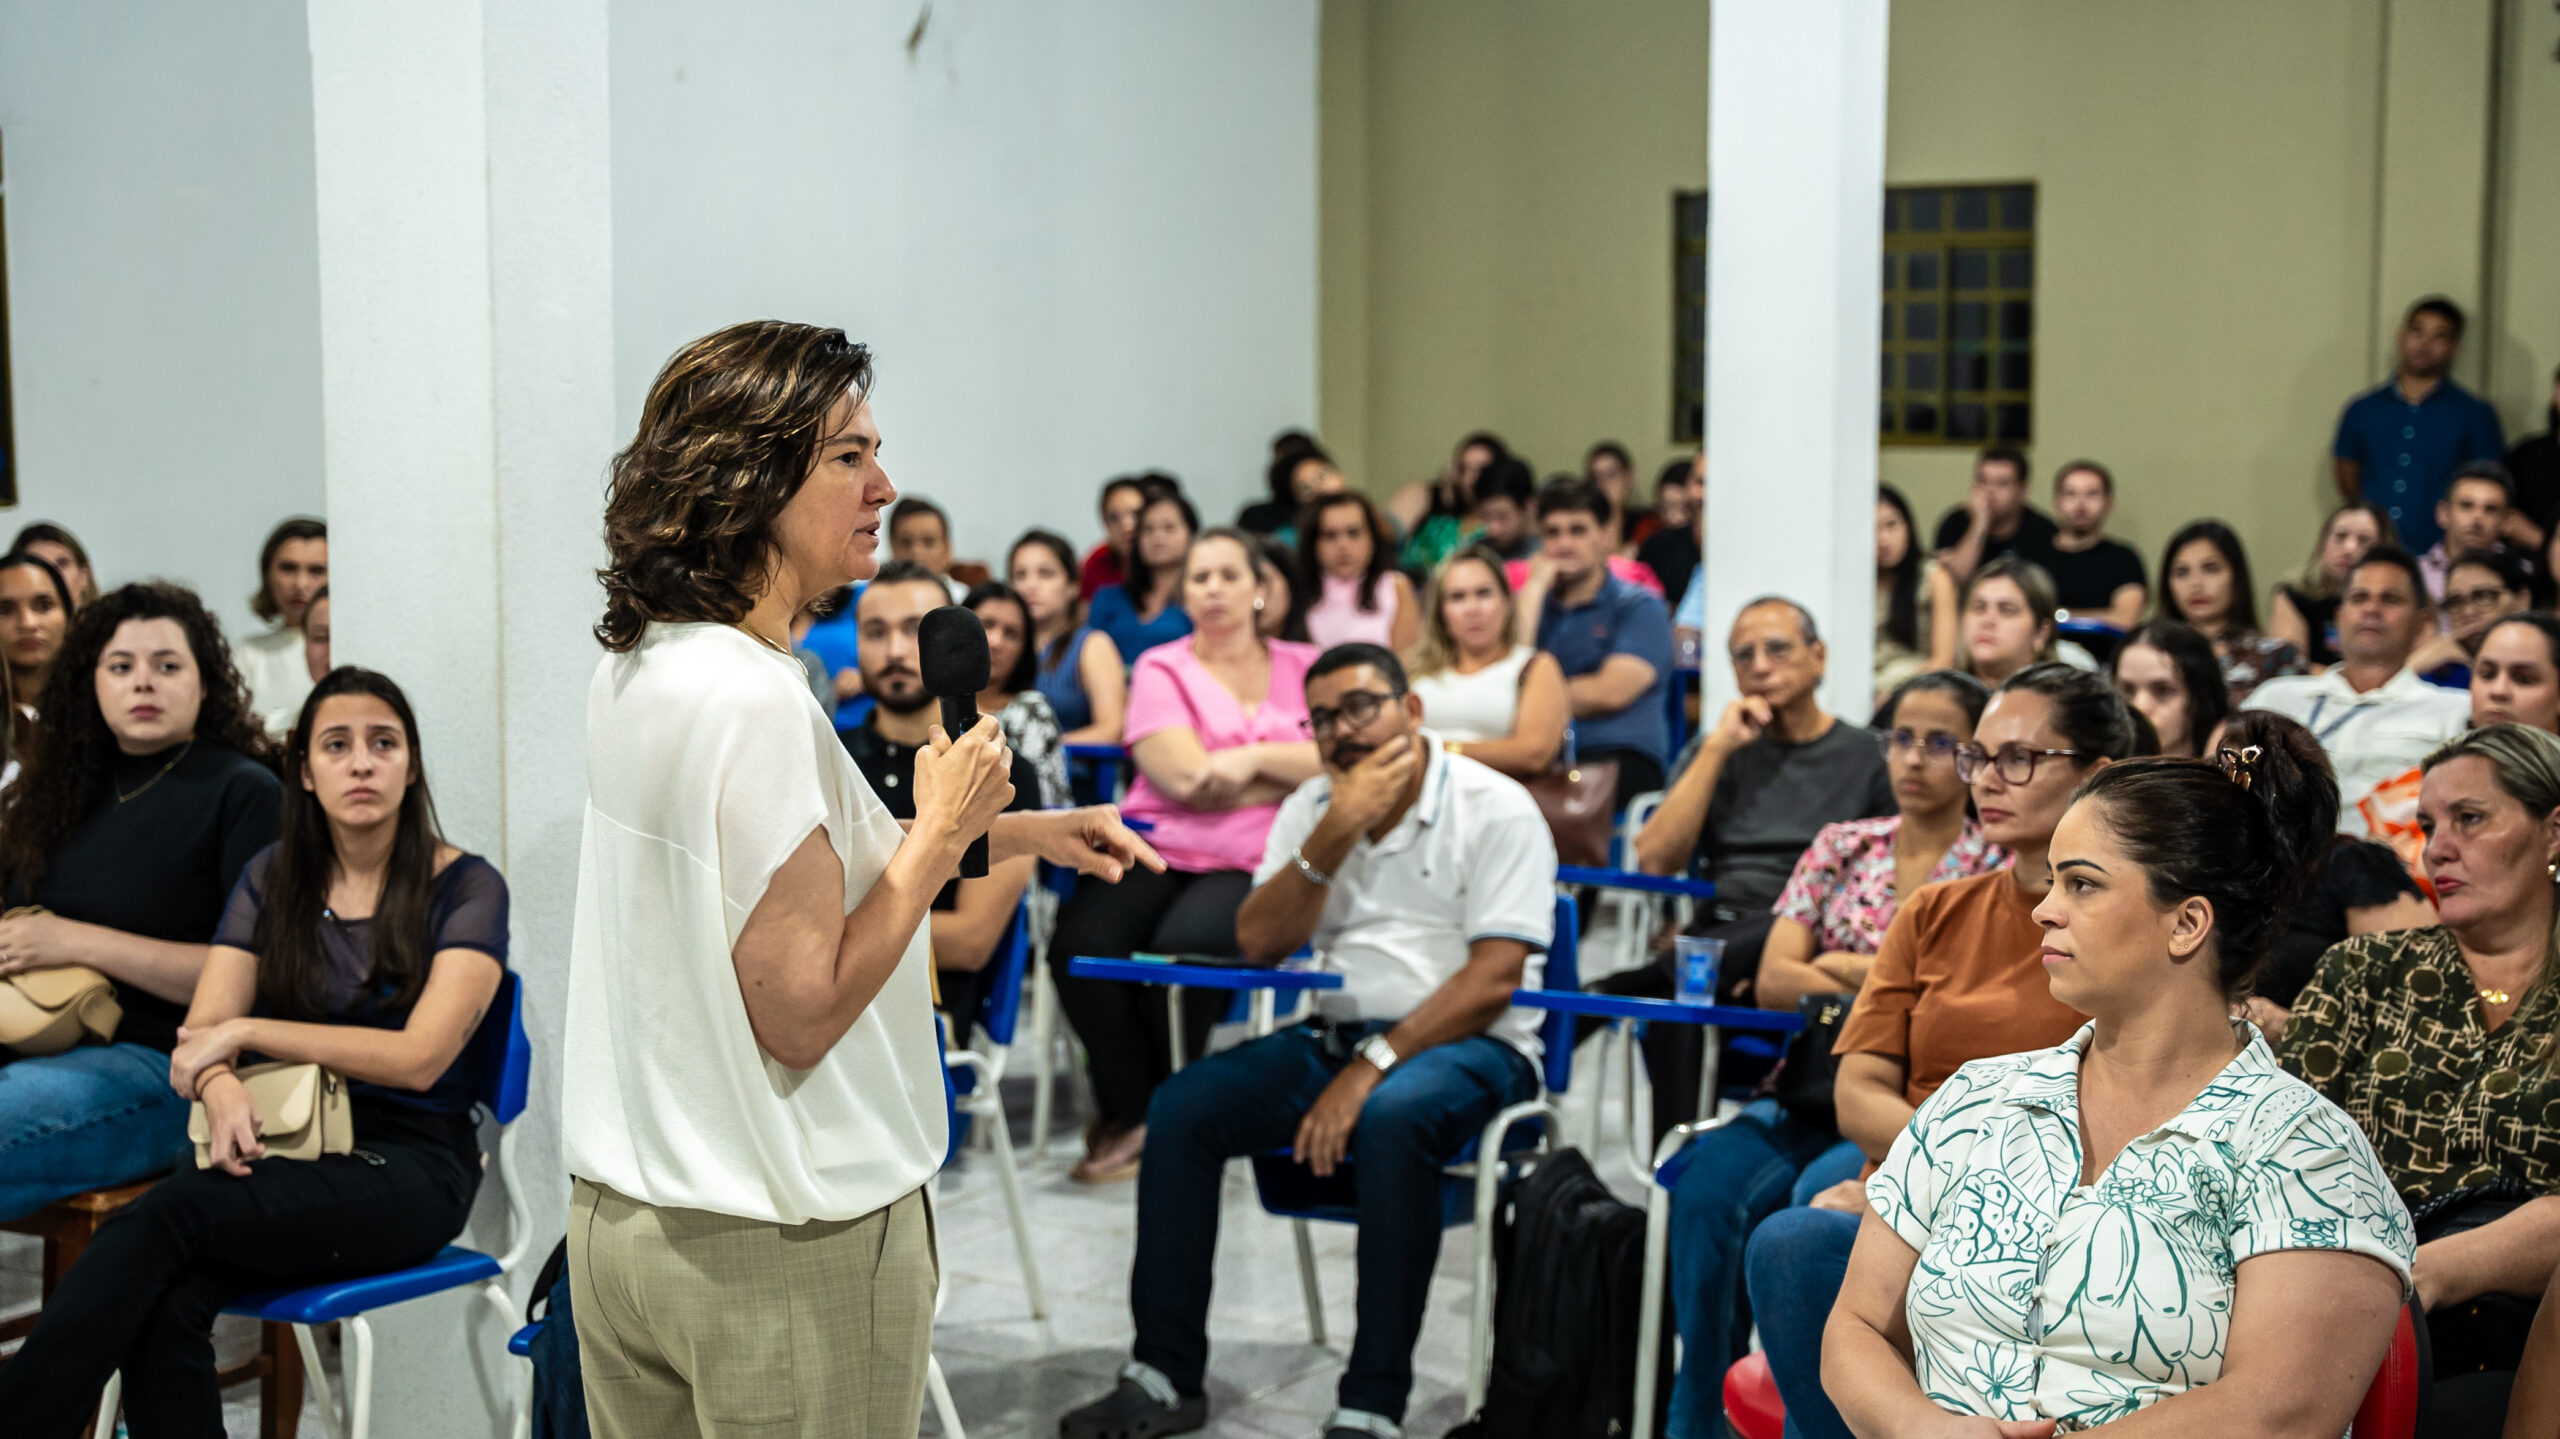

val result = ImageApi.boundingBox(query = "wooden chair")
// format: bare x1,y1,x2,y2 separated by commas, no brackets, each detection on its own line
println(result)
1,1180,304,1439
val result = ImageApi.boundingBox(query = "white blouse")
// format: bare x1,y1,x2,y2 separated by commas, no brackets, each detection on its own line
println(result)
1408,645,1535,743
562,622,945,1225
237,624,314,736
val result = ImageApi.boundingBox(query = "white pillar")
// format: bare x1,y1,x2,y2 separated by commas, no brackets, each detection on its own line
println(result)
307,1,612,1433
1702,0,1889,725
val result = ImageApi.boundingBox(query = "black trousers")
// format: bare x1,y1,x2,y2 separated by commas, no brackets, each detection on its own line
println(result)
0,1104,479,1439
1050,866,1253,1128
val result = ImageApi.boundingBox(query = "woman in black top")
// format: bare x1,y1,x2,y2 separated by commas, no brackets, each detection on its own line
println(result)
0,583,281,1222
0,666,510,1435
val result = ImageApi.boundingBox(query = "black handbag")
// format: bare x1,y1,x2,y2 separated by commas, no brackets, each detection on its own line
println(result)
1769,991,1855,1128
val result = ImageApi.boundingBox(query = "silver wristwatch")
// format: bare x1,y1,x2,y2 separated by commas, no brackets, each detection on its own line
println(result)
1356,1033,1400,1075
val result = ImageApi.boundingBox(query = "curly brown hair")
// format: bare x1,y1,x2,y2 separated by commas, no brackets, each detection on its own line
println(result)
596,321,876,651
0,582,278,891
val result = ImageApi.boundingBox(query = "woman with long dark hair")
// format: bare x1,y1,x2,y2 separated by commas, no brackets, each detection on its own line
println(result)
0,668,509,1433
1008,528,1127,745
2110,617,2231,758
236,517,328,726
0,550,74,723
1392,429,1510,571
1088,483,1200,664
969,580,1071,809
2161,518,2306,703
1874,485,1957,691
9,522,98,609
1297,491,1419,653
0,583,282,1222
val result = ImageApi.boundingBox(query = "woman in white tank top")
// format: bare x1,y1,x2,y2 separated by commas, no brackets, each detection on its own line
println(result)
1405,546,1569,781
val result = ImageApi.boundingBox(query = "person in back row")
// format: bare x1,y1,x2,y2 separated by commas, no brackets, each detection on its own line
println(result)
0,550,74,724
1061,644,1558,1439
2270,501,2395,668
1637,454,1705,609
1873,486,1958,693
236,516,328,725
1932,445,2054,587
1519,475,1674,806
2160,518,2307,703
2334,295,2505,554
1405,546,1567,783
886,495,970,602
1465,457,1539,563
0,667,510,1435
2039,458,2147,628
0,583,282,1222
1088,482,1200,665
1008,529,1127,746
2417,461,2534,606
1297,491,1419,653
10,522,97,609
1082,474,1154,601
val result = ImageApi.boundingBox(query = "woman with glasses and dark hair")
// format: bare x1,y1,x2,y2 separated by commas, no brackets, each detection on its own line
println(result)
1738,662,2140,1439
1655,670,2007,1435
2474,612,2560,735
2162,518,2307,703
2110,618,2231,758
2413,547,2535,687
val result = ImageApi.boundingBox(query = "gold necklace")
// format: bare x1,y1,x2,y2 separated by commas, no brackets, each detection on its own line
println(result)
737,623,795,659
2481,986,2514,1006
116,739,194,805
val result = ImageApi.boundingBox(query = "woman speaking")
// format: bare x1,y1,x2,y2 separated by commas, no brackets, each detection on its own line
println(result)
563,322,1158,1436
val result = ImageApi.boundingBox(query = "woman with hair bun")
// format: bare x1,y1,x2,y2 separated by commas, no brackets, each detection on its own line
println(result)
1824,723,2414,1436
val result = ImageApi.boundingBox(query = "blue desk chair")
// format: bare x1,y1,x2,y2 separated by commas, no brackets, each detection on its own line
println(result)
211,969,536,1439
941,899,1046,1319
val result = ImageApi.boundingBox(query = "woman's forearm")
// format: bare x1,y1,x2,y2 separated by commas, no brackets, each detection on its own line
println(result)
1244,741,1322,787
1836,1066,1916,1161
2421,1196,2560,1309
60,920,209,1006
232,1016,455,1092
1823,1310,1937,1439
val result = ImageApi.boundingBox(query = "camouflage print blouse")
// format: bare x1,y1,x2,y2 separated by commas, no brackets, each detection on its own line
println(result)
2278,926,2560,1206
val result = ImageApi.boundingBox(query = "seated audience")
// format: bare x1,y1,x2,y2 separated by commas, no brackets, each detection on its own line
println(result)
1009,529,1128,745
1060,645,1556,1439
9,522,96,607
2283,723,2560,1430
0,550,73,723
1393,430,1508,572
0,583,282,1222
1088,483,1200,664
1237,437,1342,541
1520,475,1675,805
1251,535,1309,643
1741,663,2134,1439
1050,529,1321,1182
2506,363,2560,554
968,579,1072,809
1825,737,2411,1436
1874,485,1958,692
2415,546,2536,685
1404,546,1567,782
1931,445,2054,586
1081,474,1153,601
1588,440,1650,549
2418,461,2533,604
2246,547,2471,830
1636,454,1705,607
0,667,504,1432
2161,518,2306,702
2109,618,2230,758
887,495,970,602
2474,613,2560,735
1655,671,2003,1436
1466,457,1540,563
236,516,329,725
1955,556,2060,686
2039,459,2147,627
2333,295,2505,556
1298,492,1420,653
2271,501,2395,667
844,566,1044,1037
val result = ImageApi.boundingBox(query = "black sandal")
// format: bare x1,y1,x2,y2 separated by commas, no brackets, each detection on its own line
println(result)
1057,1375,1207,1439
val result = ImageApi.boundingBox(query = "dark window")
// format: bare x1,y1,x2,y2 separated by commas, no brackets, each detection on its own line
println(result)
1672,190,1710,443
0,133,14,505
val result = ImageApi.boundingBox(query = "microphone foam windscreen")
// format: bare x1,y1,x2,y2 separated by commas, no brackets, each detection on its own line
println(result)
917,605,993,696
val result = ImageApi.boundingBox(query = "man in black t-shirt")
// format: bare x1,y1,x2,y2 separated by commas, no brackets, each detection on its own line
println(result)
2035,459,2147,627
842,563,1041,1037
1932,445,2056,586
1636,454,1705,609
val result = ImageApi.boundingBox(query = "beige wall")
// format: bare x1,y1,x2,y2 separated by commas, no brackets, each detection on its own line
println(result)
1323,0,2560,603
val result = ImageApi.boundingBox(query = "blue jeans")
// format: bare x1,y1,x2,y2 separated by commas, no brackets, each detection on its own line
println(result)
1744,1205,1861,1439
0,1043,192,1222
1662,1100,1861,1439
1130,1022,1538,1422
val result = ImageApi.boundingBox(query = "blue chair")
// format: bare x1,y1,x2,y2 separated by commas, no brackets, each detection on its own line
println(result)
940,898,1046,1319
208,969,537,1439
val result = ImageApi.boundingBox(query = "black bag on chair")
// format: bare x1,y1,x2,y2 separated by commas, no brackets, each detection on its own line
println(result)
1769,991,1856,1129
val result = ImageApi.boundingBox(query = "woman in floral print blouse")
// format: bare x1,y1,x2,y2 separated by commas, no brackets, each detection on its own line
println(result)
1827,727,2412,1435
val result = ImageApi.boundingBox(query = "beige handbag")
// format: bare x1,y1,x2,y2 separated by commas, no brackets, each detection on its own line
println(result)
0,906,123,1057
189,1061,354,1168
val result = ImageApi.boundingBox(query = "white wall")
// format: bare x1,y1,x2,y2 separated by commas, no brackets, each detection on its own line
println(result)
0,0,323,641
611,0,1322,560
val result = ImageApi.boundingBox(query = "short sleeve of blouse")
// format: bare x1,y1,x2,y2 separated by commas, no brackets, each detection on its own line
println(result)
1866,1060,1998,1253
710,679,835,920
1120,649,1193,748
1772,823,1853,927
433,858,512,965
212,844,280,954
2231,1098,2416,1292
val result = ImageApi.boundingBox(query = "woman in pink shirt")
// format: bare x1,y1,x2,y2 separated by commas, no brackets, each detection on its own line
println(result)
1052,528,1323,1182
1296,492,1419,653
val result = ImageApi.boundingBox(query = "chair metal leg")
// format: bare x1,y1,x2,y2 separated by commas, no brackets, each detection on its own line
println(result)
345,1314,376,1439
1583,1023,1614,1159
987,1110,1048,1319
1631,1167,1674,1439
1028,948,1059,1160
1165,986,1187,1071
297,1323,349,1439
1626,1023,1656,1188
926,1354,967,1439
478,1278,528,1439
95,1370,120,1436
1292,1220,1327,1346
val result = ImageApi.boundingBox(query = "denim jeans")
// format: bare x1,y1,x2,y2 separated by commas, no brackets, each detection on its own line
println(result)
1661,1100,1860,1439
1743,1205,1861,1439
1129,1022,1538,1422
0,1043,192,1223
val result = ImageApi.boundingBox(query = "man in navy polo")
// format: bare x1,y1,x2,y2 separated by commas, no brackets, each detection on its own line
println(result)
2334,295,2506,555
1521,474,1674,807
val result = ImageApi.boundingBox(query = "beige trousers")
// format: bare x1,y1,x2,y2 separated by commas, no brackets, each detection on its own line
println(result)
570,1178,938,1439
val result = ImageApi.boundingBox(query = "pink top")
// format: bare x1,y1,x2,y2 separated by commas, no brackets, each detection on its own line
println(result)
1770,814,2010,957
1504,554,1665,598
1304,572,1399,650
1122,638,1324,874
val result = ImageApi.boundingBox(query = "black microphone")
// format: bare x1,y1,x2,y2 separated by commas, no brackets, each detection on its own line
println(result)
917,605,994,878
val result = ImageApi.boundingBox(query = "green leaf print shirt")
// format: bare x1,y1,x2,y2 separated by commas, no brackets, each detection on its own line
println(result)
1868,1020,2415,1431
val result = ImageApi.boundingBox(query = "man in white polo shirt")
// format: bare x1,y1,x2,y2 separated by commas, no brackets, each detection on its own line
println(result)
2245,546,2471,831
1061,643,1558,1439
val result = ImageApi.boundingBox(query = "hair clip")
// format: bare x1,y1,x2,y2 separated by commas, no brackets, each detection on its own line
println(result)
2215,744,2263,791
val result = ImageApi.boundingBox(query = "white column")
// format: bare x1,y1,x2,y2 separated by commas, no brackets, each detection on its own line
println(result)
1702,0,1889,725
307,1,612,1433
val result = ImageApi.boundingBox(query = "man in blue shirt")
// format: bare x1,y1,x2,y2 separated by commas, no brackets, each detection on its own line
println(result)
1521,475,1674,807
2333,295,2506,554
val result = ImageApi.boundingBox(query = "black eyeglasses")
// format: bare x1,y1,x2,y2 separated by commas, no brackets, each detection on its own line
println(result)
2444,585,2518,616
1877,729,1963,765
1303,689,1401,737
1952,742,2087,785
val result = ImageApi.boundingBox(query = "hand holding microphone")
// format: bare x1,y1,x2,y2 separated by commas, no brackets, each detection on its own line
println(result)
917,607,1010,878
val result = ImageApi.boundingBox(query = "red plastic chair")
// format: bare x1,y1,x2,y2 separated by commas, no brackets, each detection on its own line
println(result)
1721,1350,1786,1439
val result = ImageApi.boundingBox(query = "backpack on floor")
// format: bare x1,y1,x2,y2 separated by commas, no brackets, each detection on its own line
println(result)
1450,1146,1667,1439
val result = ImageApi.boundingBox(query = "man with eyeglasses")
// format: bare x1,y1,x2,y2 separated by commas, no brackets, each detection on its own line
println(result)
1062,643,1558,1439
2244,547,2471,832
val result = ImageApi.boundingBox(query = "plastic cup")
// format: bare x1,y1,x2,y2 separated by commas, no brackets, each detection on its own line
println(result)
1675,936,1724,1006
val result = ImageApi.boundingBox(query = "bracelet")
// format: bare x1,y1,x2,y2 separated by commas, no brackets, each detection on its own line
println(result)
1290,847,1333,887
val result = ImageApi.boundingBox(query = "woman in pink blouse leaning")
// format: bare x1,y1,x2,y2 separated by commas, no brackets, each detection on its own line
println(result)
1050,528,1324,1182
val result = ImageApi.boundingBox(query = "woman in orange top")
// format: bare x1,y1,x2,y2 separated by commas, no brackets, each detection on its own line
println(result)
1742,662,2139,1439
